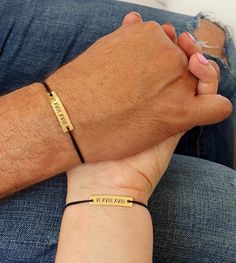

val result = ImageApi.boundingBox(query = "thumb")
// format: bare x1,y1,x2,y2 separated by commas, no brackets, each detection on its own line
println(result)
191,94,232,126
121,12,142,26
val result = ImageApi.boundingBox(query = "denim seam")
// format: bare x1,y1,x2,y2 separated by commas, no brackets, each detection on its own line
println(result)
0,238,49,247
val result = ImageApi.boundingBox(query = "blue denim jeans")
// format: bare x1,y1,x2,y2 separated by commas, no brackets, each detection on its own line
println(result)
0,1,235,262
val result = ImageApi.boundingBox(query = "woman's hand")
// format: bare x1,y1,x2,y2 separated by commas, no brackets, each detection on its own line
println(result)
67,133,182,204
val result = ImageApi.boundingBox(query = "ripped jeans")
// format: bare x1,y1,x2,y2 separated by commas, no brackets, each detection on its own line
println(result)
0,1,236,262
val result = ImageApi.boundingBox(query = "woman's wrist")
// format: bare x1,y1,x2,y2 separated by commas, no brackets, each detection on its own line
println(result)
57,191,153,263
66,161,151,205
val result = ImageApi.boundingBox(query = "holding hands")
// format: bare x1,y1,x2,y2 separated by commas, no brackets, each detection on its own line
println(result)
47,13,231,163
67,12,224,204
56,12,230,263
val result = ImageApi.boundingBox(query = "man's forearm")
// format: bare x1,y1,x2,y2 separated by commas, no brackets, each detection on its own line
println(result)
0,83,80,198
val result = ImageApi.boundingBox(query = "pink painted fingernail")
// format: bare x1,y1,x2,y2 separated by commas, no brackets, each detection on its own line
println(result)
196,53,209,65
185,32,196,43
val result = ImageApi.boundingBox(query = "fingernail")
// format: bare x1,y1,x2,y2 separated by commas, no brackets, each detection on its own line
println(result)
166,22,176,31
196,53,209,65
130,12,142,19
185,32,196,43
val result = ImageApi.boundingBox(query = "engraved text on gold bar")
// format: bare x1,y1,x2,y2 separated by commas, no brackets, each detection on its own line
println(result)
48,91,73,133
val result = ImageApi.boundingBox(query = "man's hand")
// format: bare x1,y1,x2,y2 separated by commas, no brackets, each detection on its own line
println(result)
67,34,222,204
47,14,232,162
0,12,231,198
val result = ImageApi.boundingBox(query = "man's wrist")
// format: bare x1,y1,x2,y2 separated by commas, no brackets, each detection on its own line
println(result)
45,60,93,162
0,82,81,197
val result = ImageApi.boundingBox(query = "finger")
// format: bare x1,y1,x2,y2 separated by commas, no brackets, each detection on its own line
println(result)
209,60,221,81
122,12,143,26
178,32,203,58
162,23,177,44
192,94,232,126
189,53,219,95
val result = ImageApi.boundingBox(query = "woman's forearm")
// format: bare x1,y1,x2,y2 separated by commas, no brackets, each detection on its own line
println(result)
56,163,153,263
56,201,153,263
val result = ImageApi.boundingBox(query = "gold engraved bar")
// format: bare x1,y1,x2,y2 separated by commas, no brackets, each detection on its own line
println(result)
90,195,133,207
48,91,73,133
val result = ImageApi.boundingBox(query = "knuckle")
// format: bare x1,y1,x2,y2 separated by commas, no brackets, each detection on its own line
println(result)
171,99,191,130
192,106,206,126
177,101,189,119
222,100,233,116
143,21,161,30
172,46,187,64
209,60,219,70
186,102,202,127
208,68,218,83
209,61,220,79
166,47,188,74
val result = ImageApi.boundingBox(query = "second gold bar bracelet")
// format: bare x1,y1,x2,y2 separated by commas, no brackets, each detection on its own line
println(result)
65,195,148,209
41,81,85,164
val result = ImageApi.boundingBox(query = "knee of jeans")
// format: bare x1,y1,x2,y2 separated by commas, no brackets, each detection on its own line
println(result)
188,15,236,98
194,19,228,65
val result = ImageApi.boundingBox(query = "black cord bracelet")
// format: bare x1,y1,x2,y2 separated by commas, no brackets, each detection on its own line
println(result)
127,200,148,209
41,81,85,164
65,196,148,210
66,127,85,163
